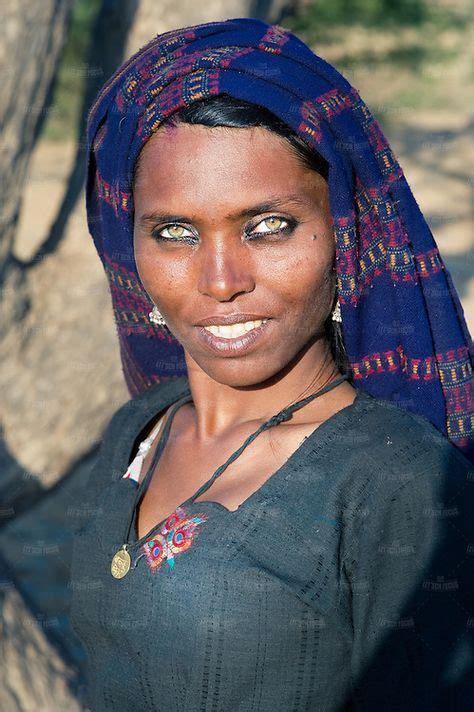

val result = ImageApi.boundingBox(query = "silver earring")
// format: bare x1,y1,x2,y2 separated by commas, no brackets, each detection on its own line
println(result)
149,305,166,326
331,298,342,323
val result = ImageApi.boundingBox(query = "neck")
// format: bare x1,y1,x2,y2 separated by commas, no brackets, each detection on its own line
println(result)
181,339,352,440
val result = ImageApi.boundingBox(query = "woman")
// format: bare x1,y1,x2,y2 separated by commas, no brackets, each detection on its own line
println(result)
69,17,473,711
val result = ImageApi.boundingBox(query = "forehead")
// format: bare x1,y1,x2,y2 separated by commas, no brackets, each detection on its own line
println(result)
133,123,324,196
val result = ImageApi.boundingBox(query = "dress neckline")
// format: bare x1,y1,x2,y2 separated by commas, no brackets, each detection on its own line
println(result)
124,380,371,550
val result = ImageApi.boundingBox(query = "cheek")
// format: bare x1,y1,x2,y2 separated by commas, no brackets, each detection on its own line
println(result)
133,236,188,305
133,233,152,278
267,246,333,302
134,235,168,287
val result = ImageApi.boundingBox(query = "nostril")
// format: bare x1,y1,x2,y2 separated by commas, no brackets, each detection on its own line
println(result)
195,258,256,302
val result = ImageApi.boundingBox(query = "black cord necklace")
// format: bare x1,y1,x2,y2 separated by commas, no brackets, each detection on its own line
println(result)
111,373,350,579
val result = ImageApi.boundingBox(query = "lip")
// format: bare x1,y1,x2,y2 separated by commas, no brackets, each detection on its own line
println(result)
196,319,272,356
196,313,270,327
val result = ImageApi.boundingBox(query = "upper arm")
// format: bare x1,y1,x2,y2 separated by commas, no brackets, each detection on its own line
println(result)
341,442,474,710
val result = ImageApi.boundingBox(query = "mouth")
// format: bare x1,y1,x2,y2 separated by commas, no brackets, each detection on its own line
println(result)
195,318,272,356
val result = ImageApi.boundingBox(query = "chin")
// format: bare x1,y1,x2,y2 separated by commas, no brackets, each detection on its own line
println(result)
186,351,288,390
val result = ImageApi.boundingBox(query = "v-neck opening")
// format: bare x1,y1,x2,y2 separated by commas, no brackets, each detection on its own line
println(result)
127,384,372,550
122,379,192,475
128,392,194,546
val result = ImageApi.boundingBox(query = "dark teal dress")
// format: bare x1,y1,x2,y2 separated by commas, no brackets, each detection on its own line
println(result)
69,376,473,711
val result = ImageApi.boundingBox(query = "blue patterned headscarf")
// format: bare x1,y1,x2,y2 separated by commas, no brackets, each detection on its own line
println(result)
84,17,473,462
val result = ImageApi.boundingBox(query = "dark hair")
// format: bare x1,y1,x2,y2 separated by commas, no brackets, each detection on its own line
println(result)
133,94,352,384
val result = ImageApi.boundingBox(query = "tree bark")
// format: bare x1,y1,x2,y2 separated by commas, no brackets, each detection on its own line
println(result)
126,0,297,56
0,0,74,283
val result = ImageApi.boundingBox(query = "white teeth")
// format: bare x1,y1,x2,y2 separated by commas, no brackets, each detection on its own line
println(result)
204,319,267,338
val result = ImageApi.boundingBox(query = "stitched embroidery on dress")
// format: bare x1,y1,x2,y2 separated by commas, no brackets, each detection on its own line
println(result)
141,505,208,573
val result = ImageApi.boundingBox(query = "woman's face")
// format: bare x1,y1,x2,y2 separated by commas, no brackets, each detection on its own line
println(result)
133,122,336,385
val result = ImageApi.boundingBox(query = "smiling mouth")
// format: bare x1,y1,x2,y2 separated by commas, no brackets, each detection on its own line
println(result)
195,318,272,355
202,318,269,339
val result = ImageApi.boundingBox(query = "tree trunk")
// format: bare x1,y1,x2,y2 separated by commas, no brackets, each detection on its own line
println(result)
126,0,296,56
0,0,73,283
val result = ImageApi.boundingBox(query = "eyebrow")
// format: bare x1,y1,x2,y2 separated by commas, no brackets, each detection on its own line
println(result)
138,194,311,226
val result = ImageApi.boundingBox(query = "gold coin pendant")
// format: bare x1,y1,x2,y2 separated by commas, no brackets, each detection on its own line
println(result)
111,545,131,579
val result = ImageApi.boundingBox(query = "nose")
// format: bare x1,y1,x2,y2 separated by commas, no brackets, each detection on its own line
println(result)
197,239,255,302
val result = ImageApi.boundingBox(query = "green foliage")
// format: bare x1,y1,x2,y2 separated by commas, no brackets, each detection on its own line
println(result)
42,0,101,141
291,0,428,29
64,0,101,58
284,0,468,82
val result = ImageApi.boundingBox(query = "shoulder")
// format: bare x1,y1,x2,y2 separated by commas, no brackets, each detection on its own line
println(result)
339,391,474,579
82,376,191,501
115,374,191,419
339,388,472,485
335,389,473,560
309,388,474,546
103,375,191,442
